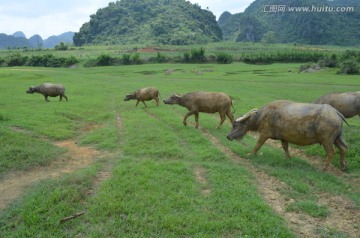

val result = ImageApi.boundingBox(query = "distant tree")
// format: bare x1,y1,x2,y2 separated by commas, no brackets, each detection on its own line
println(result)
55,42,69,51
261,31,276,44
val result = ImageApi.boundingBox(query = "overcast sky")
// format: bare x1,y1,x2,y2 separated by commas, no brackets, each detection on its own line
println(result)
0,0,255,39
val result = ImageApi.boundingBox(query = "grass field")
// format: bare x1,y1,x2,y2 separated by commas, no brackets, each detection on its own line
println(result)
0,62,359,237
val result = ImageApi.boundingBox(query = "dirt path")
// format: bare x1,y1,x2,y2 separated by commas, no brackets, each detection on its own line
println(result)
200,128,360,238
0,139,101,210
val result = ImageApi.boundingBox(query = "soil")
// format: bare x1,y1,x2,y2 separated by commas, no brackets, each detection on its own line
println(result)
0,139,100,210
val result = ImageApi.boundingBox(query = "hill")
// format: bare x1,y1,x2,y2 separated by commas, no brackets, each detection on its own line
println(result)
0,31,75,49
219,0,360,45
74,0,222,46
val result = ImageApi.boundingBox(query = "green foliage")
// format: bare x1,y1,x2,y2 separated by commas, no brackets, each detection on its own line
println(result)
5,53,28,66
338,59,360,74
54,42,69,51
220,0,360,46
96,54,113,66
131,52,142,64
74,0,222,46
215,52,233,64
122,54,132,65
183,47,206,63
318,54,338,68
155,52,166,63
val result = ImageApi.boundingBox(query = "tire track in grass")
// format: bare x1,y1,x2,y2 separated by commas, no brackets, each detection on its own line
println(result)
143,108,213,196
200,127,360,238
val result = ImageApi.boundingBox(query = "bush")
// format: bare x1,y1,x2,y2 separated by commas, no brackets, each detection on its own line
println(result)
54,42,69,51
215,52,233,64
65,56,79,67
338,59,360,74
155,52,166,63
122,54,131,65
96,54,112,66
183,52,191,62
190,47,206,62
6,53,28,66
318,54,338,68
132,53,142,64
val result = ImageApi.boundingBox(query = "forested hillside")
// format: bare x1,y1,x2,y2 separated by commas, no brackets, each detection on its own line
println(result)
73,0,222,46
219,0,360,45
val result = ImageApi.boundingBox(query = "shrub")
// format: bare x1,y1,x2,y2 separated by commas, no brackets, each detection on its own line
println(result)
6,53,28,66
96,54,112,66
132,52,142,64
65,56,79,67
122,54,131,65
338,59,360,74
183,52,191,62
54,42,69,51
318,54,338,68
190,47,206,62
155,52,166,63
215,52,233,64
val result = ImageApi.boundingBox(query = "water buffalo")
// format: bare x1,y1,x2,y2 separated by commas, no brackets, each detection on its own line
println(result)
124,87,160,107
227,100,348,171
26,83,68,102
163,91,234,129
313,91,360,118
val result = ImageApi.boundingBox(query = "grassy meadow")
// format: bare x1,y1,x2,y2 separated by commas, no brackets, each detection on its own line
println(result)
0,58,359,237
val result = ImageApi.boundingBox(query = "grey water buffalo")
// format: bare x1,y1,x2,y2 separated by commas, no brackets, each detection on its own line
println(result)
26,83,68,102
227,100,348,171
313,91,360,118
124,87,160,107
163,91,234,129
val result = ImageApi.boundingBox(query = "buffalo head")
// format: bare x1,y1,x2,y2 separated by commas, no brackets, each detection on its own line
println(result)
227,109,258,141
163,94,181,105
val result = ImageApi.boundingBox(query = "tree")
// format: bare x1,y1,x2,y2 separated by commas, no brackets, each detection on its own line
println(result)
261,31,276,44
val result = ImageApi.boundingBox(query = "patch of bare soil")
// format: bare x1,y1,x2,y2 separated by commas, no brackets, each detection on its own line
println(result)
0,139,101,210
200,128,360,238
0,121,119,211
193,166,211,196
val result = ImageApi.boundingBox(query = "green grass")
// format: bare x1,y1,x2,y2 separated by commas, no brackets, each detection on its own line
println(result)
0,61,359,237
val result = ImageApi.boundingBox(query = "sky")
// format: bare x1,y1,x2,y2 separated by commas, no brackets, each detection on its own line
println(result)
0,0,255,39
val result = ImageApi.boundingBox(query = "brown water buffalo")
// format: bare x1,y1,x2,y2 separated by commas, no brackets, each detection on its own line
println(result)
26,83,68,102
124,87,160,107
163,91,234,129
227,100,348,171
313,91,360,118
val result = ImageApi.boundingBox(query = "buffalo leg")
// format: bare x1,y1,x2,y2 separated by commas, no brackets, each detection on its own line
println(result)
226,111,234,124
217,113,226,129
44,95,49,102
194,112,200,129
141,101,147,107
183,111,195,127
252,136,268,155
281,140,291,159
63,95,68,101
155,98,159,106
334,137,348,171
135,100,140,107
322,143,335,171
59,95,63,101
